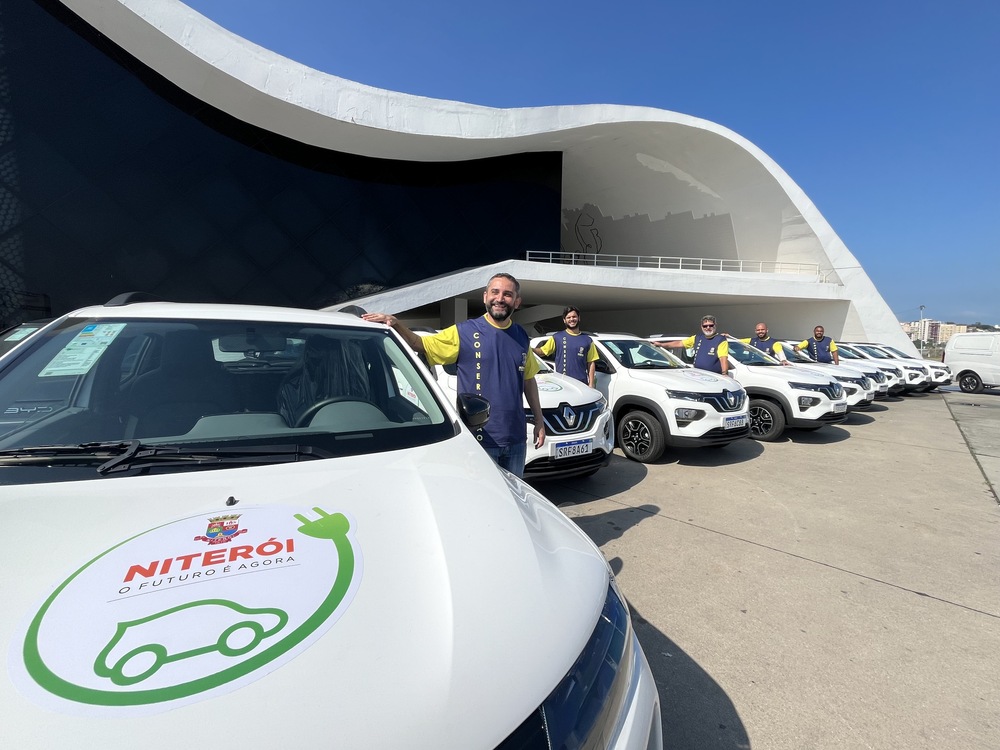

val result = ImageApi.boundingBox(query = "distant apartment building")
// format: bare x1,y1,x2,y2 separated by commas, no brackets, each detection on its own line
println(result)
902,319,968,344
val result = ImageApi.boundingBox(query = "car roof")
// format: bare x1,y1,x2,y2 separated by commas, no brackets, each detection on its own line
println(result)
60,301,377,328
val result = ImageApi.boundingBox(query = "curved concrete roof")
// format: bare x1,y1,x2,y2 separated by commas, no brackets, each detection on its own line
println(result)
59,0,912,352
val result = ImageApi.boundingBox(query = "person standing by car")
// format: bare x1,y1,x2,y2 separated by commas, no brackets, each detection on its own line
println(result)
532,306,599,387
363,273,545,477
653,315,730,375
795,325,840,365
738,322,790,364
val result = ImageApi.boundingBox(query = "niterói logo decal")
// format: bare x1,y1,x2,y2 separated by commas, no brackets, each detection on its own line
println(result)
10,505,361,716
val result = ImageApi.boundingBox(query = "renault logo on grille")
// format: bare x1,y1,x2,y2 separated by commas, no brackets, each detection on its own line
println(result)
724,389,736,407
562,406,577,427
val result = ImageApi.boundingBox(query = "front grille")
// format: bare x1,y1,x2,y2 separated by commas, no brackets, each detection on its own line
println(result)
817,383,843,400
700,388,746,413
537,401,604,435
869,370,886,384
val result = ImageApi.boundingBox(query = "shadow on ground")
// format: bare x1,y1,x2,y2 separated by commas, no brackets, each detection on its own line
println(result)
614,558,751,750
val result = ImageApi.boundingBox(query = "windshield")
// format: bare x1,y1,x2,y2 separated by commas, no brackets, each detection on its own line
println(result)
878,345,911,359
781,345,814,363
852,344,891,359
725,339,781,366
601,340,688,370
836,345,865,361
0,317,453,484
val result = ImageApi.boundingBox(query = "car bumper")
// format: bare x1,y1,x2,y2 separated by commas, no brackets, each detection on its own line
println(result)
524,447,612,480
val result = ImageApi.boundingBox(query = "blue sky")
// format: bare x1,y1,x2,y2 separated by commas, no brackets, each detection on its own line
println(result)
185,0,999,325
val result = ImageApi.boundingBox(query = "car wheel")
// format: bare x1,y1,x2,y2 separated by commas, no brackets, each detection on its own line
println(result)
616,410,665,463
748,399,785,442
959,372,984,394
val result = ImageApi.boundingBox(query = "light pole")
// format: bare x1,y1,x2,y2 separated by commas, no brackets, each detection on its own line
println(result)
919,305,925,357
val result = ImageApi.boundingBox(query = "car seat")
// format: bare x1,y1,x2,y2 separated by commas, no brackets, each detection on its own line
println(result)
126,330,238,437
277,336,372,427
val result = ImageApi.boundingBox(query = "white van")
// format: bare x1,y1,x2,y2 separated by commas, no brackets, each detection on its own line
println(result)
944,332,1000,393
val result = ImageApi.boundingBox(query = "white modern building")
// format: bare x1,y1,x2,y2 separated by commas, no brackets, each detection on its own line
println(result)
1,0,914,353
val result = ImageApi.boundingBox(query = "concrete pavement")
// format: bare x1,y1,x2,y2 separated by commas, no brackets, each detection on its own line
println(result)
538,388,1000,749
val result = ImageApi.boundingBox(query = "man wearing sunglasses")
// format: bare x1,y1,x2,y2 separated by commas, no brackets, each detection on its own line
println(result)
654,315,730,375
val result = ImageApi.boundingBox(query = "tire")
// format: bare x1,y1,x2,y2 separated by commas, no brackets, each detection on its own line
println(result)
959,372,984,394
616,410,665,463
748,398,786,442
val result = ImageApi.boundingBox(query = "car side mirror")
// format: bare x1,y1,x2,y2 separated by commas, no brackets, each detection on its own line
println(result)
457,392,490,429
594,359,612,374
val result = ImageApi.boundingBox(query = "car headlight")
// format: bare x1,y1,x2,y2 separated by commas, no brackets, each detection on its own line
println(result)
789,381,826,392
542,582,633,748
499,582,634,749
664,389,703,401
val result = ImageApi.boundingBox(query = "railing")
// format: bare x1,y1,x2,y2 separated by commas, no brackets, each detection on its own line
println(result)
525,251,832,281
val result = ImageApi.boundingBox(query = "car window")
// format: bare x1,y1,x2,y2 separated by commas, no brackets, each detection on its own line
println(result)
853,344,890,359
0,317,454,484
601,340,685,369
725,339,780,365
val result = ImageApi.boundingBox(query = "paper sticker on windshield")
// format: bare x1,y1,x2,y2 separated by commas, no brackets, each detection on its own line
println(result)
3,326,40,342
9,505,361,716
38,323,126,377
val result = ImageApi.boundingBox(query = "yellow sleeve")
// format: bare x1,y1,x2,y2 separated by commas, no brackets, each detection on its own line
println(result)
718,339,729,357
795,339,809,349
537,337,555,357
738,337,751,344
421,326,460,366
682,335,696,348
830,340,839,352
586,343,599,363
524,347,540,380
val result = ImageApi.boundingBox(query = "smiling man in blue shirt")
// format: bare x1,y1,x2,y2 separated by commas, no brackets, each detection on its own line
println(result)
364,273,545,476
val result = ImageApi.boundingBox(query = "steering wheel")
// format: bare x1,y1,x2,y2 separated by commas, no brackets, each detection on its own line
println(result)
294,397,376,428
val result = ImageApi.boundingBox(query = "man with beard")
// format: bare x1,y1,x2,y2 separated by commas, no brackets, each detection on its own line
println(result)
654,314,730,375
532,306,599,387
738,322,790,364
795,325,840,365
363,273,545,476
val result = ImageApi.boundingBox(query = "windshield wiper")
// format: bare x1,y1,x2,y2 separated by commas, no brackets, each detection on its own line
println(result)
632,361,674,369
0,441,333,474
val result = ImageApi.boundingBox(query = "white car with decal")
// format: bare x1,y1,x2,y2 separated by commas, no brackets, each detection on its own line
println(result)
0,298,660,750
839,342,931,392
534,333,750,463
413,330,614,480
660,336,849,442
775,342,879,409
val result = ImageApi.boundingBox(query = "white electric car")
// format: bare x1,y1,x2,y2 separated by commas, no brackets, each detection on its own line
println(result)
0,298,661,750
535,334,749,463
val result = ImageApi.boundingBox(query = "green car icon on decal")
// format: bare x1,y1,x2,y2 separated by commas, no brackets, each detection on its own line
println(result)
94,600,289,686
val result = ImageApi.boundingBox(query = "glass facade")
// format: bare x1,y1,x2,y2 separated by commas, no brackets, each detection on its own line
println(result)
0,0,562,326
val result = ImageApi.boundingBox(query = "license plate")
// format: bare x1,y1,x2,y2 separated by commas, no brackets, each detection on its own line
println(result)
864,392,875,401
554,439,593,459
878,384,888,393
723,415,748,430
833,401,847,413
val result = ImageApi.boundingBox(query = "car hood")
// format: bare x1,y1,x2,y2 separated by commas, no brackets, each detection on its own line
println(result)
732,361,837,384
788,362,869,380
1,435,609,748
626,366,743,391
533,371,603,406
